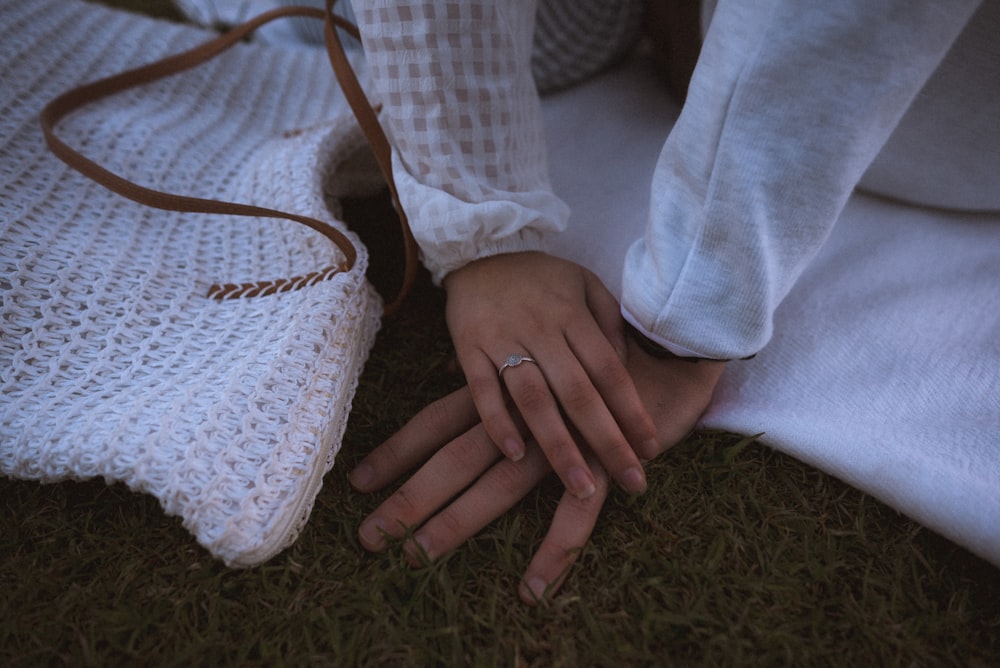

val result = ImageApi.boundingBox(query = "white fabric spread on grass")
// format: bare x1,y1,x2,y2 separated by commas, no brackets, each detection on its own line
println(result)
542,59,1000,567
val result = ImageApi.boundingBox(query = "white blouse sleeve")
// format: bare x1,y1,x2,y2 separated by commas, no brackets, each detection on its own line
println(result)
354,0,569,283
621,0,984,360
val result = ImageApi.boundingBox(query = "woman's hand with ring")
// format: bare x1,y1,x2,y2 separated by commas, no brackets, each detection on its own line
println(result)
442,251,657,497
348,341,726,604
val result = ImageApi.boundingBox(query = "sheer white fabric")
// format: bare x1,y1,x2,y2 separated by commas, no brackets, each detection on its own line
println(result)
356,0,567,281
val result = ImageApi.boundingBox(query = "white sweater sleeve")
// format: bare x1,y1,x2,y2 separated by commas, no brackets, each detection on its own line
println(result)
622,0,984,359
354,0,569,283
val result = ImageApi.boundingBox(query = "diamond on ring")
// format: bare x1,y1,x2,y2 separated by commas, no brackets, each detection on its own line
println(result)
498,353,537,378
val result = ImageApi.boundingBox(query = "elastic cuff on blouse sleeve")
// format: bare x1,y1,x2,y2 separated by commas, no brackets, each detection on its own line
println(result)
423,233,552,286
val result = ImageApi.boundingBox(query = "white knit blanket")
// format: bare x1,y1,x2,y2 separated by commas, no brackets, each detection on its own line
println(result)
3,0,998,568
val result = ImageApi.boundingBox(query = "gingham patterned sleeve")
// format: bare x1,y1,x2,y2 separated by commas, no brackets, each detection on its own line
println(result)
355,0,569,283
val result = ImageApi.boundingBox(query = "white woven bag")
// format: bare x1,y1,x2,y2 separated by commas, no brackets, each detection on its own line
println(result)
0,0,412,566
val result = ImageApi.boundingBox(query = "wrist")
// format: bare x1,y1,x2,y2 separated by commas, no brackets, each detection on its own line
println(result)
442,251,546,292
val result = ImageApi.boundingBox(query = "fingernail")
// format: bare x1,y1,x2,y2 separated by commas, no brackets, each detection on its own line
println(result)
503,437,525,462
525,577,547,601
640,438,659,460
414,533,433,558
568,466,596,499
623,466,647,494
358,516,387,550
405,533,433,565
348,463,374,490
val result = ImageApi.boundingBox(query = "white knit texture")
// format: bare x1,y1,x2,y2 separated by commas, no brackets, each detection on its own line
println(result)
530,0,644,92
0,0,385,566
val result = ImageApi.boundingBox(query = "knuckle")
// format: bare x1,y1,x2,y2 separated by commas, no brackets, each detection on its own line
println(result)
514,379,552,412
486,460,527,495
633,438,662,461
481,413,512,444
373,439,407,471
538,434,583,472
593,435,633,462
558,376,599,414
429,506,467,542
383,484,421,521
542,539,583,567
597,355,632,387
465,370,500,402
438,437,482,471
419,396,461,429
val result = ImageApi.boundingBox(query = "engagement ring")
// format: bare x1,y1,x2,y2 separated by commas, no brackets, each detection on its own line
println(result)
498,353,537,379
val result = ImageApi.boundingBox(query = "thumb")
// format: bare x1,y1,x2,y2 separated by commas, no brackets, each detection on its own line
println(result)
582,270,627,362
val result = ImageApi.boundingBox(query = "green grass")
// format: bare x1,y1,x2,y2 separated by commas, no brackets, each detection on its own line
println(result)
3,3,998,665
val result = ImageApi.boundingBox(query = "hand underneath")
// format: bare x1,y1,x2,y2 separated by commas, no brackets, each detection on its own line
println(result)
442,251,656,498
349,337,726,604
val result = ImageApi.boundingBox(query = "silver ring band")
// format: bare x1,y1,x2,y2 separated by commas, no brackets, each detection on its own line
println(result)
498,353,537,379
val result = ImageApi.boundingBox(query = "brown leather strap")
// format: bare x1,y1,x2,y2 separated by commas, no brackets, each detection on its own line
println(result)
40,2,418,315
320,0,418,315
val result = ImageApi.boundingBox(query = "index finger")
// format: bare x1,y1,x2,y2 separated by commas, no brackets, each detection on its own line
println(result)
349,387,480,493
